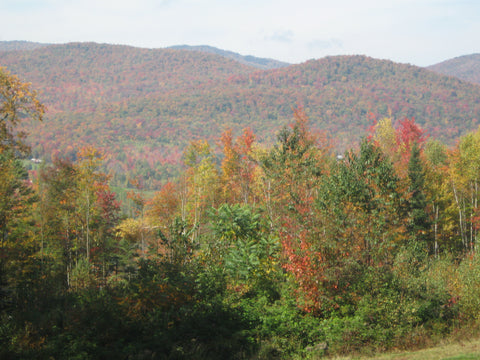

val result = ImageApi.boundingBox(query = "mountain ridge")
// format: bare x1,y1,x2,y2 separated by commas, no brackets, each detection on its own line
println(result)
2,42,480,188
0,41,289,70
427,54,480,85
168,44,290,70
4,40,480,76
0,40,51,51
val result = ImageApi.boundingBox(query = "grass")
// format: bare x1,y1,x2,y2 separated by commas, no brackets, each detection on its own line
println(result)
328,337,480,360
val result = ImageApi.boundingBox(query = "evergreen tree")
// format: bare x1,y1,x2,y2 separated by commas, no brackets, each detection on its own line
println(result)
407,142,430,250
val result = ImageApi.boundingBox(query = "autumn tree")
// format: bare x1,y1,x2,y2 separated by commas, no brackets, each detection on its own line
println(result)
0,67,44,314
219,128,257,205
0,67,44,252
370,116,397,161
424,139,453,256
261,107,330,224
314,140,405,313
182,139,219,240
76,146,107,262
370,116,427,178
38,157,79,288
147,182,180,228
0,67,44,156
144,182,183,258
448,128,480,252
261,108,332,313
89,173,121,284
38,148,121,288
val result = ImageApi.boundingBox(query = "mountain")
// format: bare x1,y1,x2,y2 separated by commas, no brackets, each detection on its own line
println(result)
168,45,290,70
427,54,480,85
0,41,288,70
2,42,480,189
0,40,50,51
0,42,260,186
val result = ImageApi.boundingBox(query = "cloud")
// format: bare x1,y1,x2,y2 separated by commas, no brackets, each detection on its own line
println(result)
1,0,480,65
266,30,294,43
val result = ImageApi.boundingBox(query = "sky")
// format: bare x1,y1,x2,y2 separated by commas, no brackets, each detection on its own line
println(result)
1,0,479,66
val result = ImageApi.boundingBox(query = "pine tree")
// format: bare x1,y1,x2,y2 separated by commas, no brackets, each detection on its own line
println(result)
407,142,430,249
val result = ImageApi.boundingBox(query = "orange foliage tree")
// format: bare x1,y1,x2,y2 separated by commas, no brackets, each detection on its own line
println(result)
219,127,257,205
261,108,333,313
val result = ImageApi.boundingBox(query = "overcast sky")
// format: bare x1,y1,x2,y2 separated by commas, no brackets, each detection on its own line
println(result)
1,0,479,66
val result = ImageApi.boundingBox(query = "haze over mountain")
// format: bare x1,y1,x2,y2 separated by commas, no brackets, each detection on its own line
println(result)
0,40,50,52
2,41,480,188
427,54,480,85
168,45,290,70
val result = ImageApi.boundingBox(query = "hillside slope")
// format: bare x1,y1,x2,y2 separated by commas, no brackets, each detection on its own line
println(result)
427,54,480,84
0,40,50,51
2,43,480,188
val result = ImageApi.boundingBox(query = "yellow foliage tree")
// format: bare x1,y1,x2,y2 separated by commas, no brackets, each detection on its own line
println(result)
0,67,44,155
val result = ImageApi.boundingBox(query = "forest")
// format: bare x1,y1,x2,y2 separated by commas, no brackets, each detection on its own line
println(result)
3,43,480,190
2,66,480,359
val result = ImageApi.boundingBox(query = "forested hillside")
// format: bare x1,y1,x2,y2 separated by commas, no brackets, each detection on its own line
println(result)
2,42,480,189
428,54,480,84
3,68,480,358
0,40,50,51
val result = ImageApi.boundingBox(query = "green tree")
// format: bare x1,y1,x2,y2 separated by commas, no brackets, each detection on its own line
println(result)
39,150,121,288
261,108,332,313
208,203,280,296
76,146,107,263
406,142,430,251
0,152,37,312
38,157,79,289
0,67,44,274
449,128,480,252
182,140,219,240
0,67,44,356
424,139,453,256
314,140,404,311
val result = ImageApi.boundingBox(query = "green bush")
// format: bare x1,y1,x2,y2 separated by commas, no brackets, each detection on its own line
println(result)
456,253,480,321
